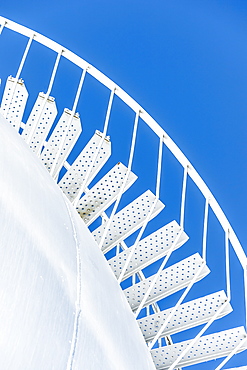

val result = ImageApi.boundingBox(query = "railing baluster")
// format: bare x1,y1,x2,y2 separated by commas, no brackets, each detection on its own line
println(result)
245,264,247,330
46,50,62,99
225,229,231,301
202,197,209,261
180,165,188,229
3,35,33,120
16,35,33,80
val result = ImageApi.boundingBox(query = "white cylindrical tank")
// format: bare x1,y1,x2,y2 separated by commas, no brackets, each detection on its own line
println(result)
0,113,155,370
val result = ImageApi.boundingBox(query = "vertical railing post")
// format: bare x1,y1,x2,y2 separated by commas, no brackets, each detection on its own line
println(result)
46,50,62,98
225,229,231,300
15,35,34,81
244,262,247,330
3,34,33,120
180,165,188,229
202,197,209,261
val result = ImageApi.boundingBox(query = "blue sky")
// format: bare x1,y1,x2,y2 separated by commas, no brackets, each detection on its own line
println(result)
1,1,247,368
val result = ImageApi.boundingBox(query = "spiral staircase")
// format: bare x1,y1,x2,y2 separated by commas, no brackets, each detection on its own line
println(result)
0,16,247,369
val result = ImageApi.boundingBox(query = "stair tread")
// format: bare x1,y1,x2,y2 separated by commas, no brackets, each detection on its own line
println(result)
108,220,188,280
59,130,111,202
92,189,165,253
151,326,247,369
138,290,232,340
0,76,28,131
22,92,57,154
40,108,82,175
124,253,210,311
77,162,137,225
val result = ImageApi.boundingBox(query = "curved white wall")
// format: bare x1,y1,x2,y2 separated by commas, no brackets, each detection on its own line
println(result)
0,114,155,370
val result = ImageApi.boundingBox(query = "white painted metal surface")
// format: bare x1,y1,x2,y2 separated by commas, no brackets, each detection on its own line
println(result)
124,253,210,311
0,75,28,131
108,220,188,280
0,113,156,370
92,190,165,253
40,108,82,174
138,290,232,341
151,327,247,369
59,130,111,202
22,92,57,154
77,162,137,225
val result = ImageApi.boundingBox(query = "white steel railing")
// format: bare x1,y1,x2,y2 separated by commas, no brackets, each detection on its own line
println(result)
0,15,246,369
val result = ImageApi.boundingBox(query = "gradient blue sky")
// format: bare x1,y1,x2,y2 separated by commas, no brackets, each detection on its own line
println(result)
1,0,247,368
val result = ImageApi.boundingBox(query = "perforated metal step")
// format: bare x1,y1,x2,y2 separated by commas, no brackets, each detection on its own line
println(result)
108,220,188,280
92,190,165,254
22,92,57,154
151,326,247,369
40,108,82,174
124,253,210,311
138,290,232,341
76,162,137,225
59,130,111,202
0,76,28,131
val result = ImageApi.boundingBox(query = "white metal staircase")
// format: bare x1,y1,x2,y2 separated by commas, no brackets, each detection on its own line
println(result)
0,16,247,370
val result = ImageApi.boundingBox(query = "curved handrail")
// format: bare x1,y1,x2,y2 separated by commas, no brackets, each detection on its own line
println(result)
0,15,246,268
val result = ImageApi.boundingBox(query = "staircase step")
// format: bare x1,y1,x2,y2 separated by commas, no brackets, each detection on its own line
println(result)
124,253,210,311
0,76,28,131
151,326,247,369
22,92,57,154
77,162,137,225
138,290,232,341
92,190,165,253
108,220,188,280
40,108,82,175
59,130,111,202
